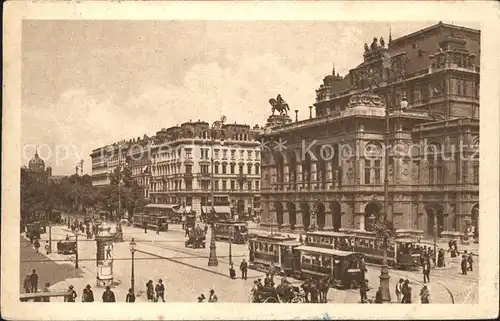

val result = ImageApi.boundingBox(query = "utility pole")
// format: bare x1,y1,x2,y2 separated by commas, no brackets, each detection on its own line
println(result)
380,51,392,303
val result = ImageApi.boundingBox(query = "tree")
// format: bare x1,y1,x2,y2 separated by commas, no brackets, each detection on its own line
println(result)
108,166,145,220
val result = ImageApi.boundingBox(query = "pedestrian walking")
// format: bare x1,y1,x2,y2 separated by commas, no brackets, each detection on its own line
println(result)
240,259,248,280
23,275,31,293
359,279,369,303
102,286,116,302
467,251,474,271
420,285,430,303
395,278,404,303
197,294,206,302
437,248,445,267
143,221,148,234
423,261,431,283
82,284,94,302
309,279,319,303
461,255,468,275
29,269,39,293
401,279,412,303
374,287,383,303
126,288,136,302
64,285,77,302
34,239,40,253
229,263,236,279
42,282,51,302
155,279,165,302
146,280,154,302
208,289,218,302
359,257,367,282
156,224,160,235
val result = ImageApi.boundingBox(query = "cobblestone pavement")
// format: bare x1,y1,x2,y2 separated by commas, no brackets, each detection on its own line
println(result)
20,223,475,303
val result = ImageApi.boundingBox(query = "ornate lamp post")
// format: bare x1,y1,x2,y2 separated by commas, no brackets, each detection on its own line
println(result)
229,226,233,265
208,116,226,267
129,238,136,292
378,51,396,303
73,229,79,269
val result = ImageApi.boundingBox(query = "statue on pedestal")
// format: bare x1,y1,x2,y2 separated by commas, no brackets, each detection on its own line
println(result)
269,94,290,116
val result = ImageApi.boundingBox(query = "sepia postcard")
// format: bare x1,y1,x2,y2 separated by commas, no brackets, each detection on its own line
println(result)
2,1,499,320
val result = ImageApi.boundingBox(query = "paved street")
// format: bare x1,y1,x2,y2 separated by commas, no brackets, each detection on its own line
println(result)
20,222,477,303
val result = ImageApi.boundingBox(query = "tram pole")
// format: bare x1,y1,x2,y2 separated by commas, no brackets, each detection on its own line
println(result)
74,230,79,269
380,52,392,303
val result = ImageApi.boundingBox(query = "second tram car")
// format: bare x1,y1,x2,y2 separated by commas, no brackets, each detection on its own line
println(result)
248,233,301,275
213,220,248,244
132,213,169,231
305,230,422,269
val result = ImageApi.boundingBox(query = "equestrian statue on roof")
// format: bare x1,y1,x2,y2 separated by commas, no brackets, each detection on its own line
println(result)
269,94,290,116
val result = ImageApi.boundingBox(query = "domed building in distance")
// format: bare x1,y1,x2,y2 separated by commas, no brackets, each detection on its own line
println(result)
21,150,52,185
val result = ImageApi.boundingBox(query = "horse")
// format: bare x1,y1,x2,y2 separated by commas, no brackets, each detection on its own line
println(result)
317,275,334,303
269,98,290,116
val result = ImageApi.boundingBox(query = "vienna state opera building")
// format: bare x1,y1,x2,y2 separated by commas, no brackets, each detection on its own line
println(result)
259,22,479,242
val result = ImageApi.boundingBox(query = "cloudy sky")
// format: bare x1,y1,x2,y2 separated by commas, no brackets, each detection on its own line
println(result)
21,20,478,175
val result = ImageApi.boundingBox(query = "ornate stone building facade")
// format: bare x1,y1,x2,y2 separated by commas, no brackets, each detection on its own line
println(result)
149,120,261,218
90,120,262,218
259,22,480,241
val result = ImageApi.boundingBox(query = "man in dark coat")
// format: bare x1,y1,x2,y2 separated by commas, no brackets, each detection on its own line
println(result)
422,260,431,283
467,251,474,271
64,285,77,302
146,280,154,302
461,255,468,275
102,286,116,302
29,269,39,293
126,288,136,302
240,259,248,280
82,284,94,302
155,279,165,302
375,287,383,303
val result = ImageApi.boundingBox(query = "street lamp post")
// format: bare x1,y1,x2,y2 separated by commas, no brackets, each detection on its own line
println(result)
208,116,226,267
47,208,52,254
229,226,233,265
73,230,79,269
129,238,136,292
379,51,393,303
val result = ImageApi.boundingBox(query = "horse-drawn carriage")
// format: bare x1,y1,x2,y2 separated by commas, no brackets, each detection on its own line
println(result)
185,227,206,249
250,283,304,303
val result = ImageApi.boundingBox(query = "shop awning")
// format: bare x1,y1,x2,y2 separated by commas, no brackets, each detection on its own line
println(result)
145,204,180,210
175,206,193,214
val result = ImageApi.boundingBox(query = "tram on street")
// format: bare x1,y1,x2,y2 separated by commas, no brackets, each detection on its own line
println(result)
213,220,248,244
292,246,365,289
248,233,301,275
132,213,169,231
305,230,421,269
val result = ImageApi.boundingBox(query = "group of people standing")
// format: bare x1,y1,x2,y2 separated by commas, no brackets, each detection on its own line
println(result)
145,279,165,302
63,284,118,302
197,289,218,302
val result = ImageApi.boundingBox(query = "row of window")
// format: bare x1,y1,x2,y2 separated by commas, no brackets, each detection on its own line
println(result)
153,148,260,163
151,179,260,192
152,163,261,176
273,158,479,186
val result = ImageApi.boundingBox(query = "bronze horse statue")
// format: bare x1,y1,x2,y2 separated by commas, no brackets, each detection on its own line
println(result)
269,94,290,116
